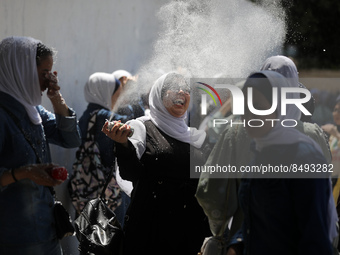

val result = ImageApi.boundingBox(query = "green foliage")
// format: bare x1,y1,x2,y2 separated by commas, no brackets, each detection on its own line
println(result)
250,0,340,69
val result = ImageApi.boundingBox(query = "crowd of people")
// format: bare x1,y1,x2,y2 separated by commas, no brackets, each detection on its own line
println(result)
0,35,339,255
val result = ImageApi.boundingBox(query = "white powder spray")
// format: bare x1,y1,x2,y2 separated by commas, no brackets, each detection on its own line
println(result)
113,0,286,114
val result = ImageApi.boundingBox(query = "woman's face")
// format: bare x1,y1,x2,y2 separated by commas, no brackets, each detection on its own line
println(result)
37,55,53,93
243,88,277,138
333,102,340,125
163,88,190,118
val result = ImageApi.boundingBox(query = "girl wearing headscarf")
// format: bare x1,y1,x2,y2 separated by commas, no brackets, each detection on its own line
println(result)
239,70,335,255
102,72,212,255
74,71,139,224
0,36,81,254
112,69,146,119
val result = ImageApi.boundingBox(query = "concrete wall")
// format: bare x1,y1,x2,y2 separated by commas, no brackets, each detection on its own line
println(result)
1,0,168,113
0,1,168,253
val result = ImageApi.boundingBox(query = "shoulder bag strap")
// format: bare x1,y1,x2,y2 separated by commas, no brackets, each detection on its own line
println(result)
87,110,99,140
84,109,113,200
100,165,114,199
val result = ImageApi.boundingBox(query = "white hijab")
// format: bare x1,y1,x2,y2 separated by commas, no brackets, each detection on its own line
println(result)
140,72,206,148
112,70,132,80
0,36,42,124
116,72,206,196
261,55,299,80
84,72,119,110
247,70,322,154
260,55,301,120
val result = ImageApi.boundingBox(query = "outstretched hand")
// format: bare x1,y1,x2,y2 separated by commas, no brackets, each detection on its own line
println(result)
102,121,131,146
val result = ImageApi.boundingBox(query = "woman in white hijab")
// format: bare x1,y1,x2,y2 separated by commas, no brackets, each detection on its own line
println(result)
238,70,335,255
71,71,138,225
0,36,81,254
102,72,212,255
112,69,132,85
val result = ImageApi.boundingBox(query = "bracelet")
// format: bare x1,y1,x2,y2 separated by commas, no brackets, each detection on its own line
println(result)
10,168,18,182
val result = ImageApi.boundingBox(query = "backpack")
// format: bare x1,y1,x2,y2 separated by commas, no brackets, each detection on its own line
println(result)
68,111,121,217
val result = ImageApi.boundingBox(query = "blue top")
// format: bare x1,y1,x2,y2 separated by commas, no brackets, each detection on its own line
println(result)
78,103,136,168
0,92,81,246
239,142,333,255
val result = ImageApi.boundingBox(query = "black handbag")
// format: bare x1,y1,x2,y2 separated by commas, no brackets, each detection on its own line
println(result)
53,200,75,239
68,111,122,217
74,167,123,255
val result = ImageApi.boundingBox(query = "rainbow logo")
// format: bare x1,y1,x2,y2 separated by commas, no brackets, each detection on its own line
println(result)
196,82,222,106
197,82,222,115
